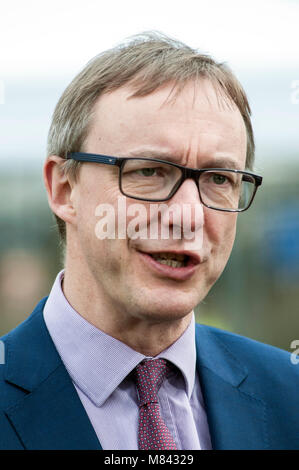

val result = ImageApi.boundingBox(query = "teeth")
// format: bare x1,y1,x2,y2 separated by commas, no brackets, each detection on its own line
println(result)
149,252,187,267
155,258,185,268
151,252,186,262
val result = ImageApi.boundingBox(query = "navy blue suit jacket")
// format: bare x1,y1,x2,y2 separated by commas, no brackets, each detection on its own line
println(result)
0,297,299,450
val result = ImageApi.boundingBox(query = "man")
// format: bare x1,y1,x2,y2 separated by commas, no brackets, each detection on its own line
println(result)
0,32,298,450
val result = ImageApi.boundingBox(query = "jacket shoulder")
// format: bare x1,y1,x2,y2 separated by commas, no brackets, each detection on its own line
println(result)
195,322,299,382
0,297,49,407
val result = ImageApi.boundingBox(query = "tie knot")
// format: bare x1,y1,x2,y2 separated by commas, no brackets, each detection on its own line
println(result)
134,359,169,406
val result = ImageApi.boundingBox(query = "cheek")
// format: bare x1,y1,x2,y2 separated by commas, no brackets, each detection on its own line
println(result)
201,212,237,288
206,211,237,258
76,180,121,240
125,200,151,240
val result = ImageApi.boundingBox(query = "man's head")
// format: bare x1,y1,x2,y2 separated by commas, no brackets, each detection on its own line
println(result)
47,32,254,243
44,32,255,331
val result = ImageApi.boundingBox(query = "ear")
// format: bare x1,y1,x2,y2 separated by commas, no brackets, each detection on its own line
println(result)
43,155,77,225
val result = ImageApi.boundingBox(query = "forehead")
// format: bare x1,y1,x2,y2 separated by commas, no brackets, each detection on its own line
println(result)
85,79,247,166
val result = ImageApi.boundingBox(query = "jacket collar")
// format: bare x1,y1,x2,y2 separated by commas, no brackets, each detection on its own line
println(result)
4,298,60,391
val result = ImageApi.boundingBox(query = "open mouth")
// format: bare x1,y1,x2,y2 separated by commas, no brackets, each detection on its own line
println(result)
149,252,187,268
137,249,201,281
142,251,200,268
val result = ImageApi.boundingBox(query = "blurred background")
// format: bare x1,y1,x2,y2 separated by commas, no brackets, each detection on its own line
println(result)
0,0,298,351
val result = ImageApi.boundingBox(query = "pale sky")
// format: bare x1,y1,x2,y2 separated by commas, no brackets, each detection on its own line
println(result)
1,0,299,75
0,0,298,169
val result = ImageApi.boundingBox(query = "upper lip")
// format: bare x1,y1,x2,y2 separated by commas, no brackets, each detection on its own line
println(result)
139,250,201,265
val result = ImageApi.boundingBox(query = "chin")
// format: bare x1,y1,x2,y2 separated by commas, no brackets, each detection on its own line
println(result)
132,292,199,323
137,308,191,325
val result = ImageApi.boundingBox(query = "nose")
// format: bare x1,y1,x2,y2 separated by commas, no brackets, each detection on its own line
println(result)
163,179,205,240
171,178,201,205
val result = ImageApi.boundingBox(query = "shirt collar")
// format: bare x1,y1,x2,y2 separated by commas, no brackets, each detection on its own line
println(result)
43,270,197,406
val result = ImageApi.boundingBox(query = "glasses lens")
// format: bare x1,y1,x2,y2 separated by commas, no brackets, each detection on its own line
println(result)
121,159,182,200
199,170,256,211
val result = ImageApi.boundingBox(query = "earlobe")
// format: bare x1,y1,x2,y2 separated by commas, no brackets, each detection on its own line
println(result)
43,155,77,224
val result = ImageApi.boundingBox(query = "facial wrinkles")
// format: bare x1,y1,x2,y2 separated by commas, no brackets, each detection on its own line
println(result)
85,82,244,246
87,81,246,167
142,117,243,173
155,85,245,168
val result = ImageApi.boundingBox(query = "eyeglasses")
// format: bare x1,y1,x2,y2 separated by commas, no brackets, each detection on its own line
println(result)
66,152,263,212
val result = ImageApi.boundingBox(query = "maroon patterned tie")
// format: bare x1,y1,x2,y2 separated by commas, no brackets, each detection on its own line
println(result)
134,359,177,450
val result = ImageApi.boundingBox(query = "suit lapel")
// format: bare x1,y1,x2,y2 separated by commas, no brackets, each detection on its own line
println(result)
195,324,269,450
4,298,102,450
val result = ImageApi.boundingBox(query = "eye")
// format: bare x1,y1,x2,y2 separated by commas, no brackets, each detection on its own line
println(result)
211,173,228,185
136,168,157,177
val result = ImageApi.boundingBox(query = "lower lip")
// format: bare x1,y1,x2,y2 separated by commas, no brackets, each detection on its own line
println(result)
138,252,198,281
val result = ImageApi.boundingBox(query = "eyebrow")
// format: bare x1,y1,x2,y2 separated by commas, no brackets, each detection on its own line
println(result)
200,157,243,170
127,149,179,162
127,150,243,170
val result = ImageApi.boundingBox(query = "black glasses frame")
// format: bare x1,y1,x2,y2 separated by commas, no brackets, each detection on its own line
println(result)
67,152,263,212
